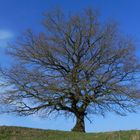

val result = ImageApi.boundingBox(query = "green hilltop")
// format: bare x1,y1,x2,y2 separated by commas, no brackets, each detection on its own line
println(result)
0,126,140,140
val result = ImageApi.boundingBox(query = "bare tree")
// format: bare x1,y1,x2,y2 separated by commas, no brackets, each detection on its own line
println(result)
0,9,140,132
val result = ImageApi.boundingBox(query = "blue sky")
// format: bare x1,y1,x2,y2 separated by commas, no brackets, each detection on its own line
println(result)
0,0,140,132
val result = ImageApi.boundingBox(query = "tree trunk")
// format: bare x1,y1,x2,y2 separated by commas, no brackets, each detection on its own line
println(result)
72,113,85,132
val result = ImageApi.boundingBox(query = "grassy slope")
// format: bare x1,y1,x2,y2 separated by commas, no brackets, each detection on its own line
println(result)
0,126,140,140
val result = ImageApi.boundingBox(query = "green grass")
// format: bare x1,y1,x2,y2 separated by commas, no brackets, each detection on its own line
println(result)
0,126,140,140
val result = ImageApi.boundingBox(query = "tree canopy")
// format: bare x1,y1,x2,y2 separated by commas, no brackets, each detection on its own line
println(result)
0,9,140,132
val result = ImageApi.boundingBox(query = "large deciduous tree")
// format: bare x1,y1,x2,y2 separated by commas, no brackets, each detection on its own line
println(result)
0,9,140,132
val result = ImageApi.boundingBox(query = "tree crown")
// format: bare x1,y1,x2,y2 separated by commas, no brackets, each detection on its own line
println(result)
0,8,140,132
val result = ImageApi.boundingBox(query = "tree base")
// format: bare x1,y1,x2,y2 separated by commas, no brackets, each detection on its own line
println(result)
71,115,85,132
71,126,85,132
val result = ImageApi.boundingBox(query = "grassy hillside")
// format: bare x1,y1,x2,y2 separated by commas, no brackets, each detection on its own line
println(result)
0,126,140,140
